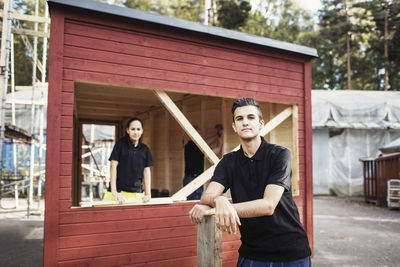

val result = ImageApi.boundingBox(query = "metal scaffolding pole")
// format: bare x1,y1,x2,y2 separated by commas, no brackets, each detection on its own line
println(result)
10,32,19,208
27,0,39,218
37,3,49,211
0,0,12,200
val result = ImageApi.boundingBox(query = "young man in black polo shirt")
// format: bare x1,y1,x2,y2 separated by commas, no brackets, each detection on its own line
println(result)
189,98,311,266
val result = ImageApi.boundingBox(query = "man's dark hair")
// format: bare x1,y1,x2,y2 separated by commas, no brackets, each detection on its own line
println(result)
126,117,143,129
232,98,263,121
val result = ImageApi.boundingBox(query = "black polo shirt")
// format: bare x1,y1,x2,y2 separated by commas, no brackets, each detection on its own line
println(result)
109,135,153,192
211,137,311,262
184,141,204,176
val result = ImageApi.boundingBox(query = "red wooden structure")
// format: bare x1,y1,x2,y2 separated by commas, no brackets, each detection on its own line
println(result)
361,153,400,206
45,0,317,266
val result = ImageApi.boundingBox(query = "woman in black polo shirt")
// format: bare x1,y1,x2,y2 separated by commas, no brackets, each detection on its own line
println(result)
103,117,153,203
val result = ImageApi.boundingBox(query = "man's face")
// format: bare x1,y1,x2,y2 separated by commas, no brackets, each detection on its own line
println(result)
232,105,264,141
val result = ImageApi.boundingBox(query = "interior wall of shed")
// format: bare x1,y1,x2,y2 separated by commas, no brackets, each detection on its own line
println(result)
72,83,299,205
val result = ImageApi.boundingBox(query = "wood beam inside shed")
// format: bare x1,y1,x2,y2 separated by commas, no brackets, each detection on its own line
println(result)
172,105,294,201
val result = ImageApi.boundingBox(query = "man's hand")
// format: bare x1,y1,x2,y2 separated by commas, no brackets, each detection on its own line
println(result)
112,191,126,204
189,204,215,224
214,196,241,234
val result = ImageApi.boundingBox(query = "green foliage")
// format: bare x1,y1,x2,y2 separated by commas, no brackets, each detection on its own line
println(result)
216,0,251,30
170,0,201,22
2,0,49,88
6,0,399,91
314,0,400,90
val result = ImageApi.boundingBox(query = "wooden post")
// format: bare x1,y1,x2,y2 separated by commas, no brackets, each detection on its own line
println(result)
197,216,222,267
291,104,300,195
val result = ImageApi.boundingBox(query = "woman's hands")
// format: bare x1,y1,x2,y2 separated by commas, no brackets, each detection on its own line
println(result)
142,194,151,203
112,190,126,204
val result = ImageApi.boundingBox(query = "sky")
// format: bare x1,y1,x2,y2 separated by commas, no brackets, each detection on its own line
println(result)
295,0,322,13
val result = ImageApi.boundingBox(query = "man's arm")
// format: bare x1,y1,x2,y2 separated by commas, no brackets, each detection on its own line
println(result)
190,182,241,234
234,184,284,217
210,184,284,235
142,167,151,203
199,181,225,207
189,182,224,224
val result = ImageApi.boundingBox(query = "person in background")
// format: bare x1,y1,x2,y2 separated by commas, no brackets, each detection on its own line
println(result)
183,124,223,200
103,117,153,204
189,98,311,266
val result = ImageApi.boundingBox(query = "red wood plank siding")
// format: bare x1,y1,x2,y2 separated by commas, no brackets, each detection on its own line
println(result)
44,7,65,266
46,4,313,266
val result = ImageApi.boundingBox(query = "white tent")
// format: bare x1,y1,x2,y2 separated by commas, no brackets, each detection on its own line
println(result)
312,90,400,196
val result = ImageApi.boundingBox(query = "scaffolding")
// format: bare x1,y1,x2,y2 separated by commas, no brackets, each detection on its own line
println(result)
0,0,49,217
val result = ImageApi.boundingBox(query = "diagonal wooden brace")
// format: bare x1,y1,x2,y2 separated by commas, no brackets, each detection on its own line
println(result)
153,89,219,165
172,106,293,201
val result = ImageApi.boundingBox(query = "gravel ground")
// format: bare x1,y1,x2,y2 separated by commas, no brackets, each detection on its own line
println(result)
313,196,400,267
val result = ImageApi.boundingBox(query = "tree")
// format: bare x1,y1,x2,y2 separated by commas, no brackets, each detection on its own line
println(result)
313,0,357,90
355,0,400,91
0,0,49,88
215,0,251,30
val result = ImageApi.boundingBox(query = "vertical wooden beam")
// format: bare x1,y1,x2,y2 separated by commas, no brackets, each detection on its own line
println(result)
164,111,170,190
197,216,222,267
269,103,276,143
44,7,65,267
304,60,314,253
221,99,229,155
292,104,300,196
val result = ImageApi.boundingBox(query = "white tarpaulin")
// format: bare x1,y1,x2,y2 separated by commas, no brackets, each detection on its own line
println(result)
312,90,400,196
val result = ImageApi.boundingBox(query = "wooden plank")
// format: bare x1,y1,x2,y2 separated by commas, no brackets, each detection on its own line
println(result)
64,20,304,73
59,225,196,249
63,56,304,93
59,202,194,224
303,60,314,252
260,106,292,137
58,246,196,266
63,43,304,87
43,6,65,267
197,216,222,267
11,27,50,38
59,188,71,200
80,197,173,207
64,69,305,105
292,104,300,196
125,256,197,267
59,215,192,236
0,10,51,23
172,165,216,201
154,89,219,165
172,106,293,201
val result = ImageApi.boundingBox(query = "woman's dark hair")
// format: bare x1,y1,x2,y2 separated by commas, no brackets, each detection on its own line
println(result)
231,98,263,121
126,117,143,129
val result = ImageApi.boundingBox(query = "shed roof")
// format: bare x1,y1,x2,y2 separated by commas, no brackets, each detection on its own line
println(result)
312,90,400,130
48,0,318,57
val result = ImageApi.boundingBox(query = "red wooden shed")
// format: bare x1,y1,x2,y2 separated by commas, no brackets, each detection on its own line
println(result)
45,0,317,266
